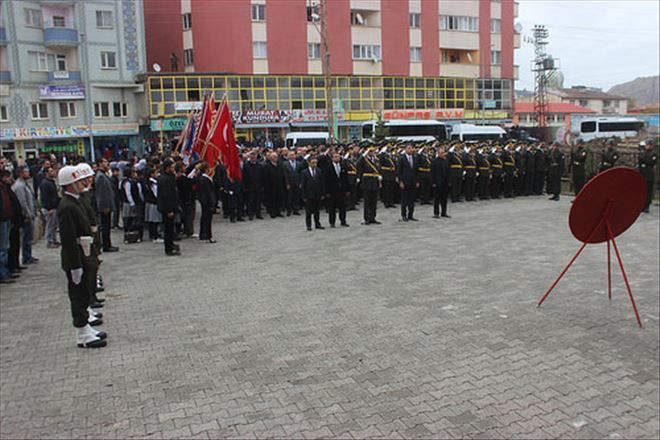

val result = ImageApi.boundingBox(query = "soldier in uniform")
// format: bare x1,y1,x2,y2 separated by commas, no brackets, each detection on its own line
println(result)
476,147,491,200
570,139,588,194
345,146,361,210
533,143,547,195
462,145,477,201
638,139,658,213
379,146,397,208
599,139,620,173
501,143,516,198
546,141,565,201
415,147,432,205
357,148,381,225
524,144,536,195
514,144,526,196
447,145,463,202
489,146,504,199
57,166,107,349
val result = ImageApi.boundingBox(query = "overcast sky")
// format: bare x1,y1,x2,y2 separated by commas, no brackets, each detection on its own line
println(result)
515,0,660,91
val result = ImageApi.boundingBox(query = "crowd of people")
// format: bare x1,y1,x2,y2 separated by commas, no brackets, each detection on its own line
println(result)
0,136,656,348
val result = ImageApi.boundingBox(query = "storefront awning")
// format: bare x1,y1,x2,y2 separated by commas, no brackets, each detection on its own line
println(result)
235,123,290,129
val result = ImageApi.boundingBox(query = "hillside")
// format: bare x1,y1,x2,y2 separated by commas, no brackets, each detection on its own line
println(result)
608,75,659,107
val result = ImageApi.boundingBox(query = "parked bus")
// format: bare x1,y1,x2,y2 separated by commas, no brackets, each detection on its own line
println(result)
285,132,329,148
361,120,448,142
574,117,645,142
449,123,507,142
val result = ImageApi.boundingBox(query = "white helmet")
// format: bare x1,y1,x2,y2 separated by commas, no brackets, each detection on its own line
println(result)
75,163,94,181
58,165,82,187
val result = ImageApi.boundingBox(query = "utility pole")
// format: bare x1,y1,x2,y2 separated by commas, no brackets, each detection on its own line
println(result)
319,0,335,144
531,25,556,142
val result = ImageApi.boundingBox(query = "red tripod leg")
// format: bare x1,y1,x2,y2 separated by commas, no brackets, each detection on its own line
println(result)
606,221,643,328
537,240,590,307
607,239,612,301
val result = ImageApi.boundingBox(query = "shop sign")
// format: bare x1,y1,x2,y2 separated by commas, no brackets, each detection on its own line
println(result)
0,125,90,140
38,84,85,100
343,111,378,121
382,109,464,120
290,109,344,123
92,123,139,136
231,109,291,124
174,101,203,111
150,118,188,131
462,110,510,120
41,140,85,154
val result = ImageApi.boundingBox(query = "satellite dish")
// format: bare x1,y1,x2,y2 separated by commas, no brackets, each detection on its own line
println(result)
356,13,364,25
466,53,473,63
514,22,523,33
153,63,161,72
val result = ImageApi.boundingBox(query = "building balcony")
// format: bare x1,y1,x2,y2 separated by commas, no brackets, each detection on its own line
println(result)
43,27,79,48
0,71,11,83
440,63,480,78
514,33,521,49
48,70,81,82
0,28,7,46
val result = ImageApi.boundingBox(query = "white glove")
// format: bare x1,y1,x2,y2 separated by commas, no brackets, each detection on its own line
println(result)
71,268,83,285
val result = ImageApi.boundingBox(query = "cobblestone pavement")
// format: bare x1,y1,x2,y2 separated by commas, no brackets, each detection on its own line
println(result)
1,196,658,439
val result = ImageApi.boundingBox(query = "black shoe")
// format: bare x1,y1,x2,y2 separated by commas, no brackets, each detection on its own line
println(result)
91,311,103,319
372,220,381,225
237,218,246,222
25,257,39,264
94,331,107,340
166,250,181,256
249,216,254,221
316,225,325,230
9,273,19,279
287,212,292,217
88,318,103,326
408,217,419,222
293,211,301,216
230,219,236,223
307,227,313,231
330,224,336,228
207,239,217,244
78,339,107,349
341,223,350,227
0,279,16,284
441,214,451,218
90,302,104,309
256,215,264,219
103,246,119,252
95,286,105,293
94,297,106,304
432,215,440,219
401,217,409,222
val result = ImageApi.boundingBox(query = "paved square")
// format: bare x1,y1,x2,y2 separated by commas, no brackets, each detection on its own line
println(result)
1,197,658,439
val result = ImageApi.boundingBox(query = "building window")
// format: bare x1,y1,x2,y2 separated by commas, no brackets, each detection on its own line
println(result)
55,54,67,71
183,49,194,66
253,42,267,59
31,103,48,120
0,105,8,122
29,51,49,71
491,18,501,33
306,4,319,22
439,15,478,32
113,102,128,118
100,51,117,69
491,50,501,65
579,99,588,107
96,11,113,28
59,102,76,118
307,43,321,59
94,102,110,118
410,47,422,62
352,44,381,60
52,16,66,27
351,11,367,26
182,13,192,30
25,8,42,28
409,13,421,28
603,100,611,107
251,4,266,21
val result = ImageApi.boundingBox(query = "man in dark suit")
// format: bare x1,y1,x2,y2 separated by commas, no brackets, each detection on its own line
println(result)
431,146,451,218
196,162,217,243
300,157,325,231
242,151,264,220
157,159,180,255
94,158,118,252
397,144,419,222
263,152,285,218
325,152,350,228
282,151,302,216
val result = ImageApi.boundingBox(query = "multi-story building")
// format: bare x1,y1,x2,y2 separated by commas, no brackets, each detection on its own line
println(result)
143,0,520,142
0,0,147,160
517,86,629,116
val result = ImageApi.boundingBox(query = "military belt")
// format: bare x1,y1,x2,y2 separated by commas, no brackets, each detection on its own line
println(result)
347,171,357,175
479,167,490,170
362,172,380,177
465,166,476,169
504,162,514,166
450,165,462,169
418,168,431,172
492,165,503,169
381,166,395,171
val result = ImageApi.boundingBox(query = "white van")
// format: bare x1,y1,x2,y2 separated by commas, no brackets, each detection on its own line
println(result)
449,123,507,142
573,117,645,142
361,120,448,143
285,132,329,148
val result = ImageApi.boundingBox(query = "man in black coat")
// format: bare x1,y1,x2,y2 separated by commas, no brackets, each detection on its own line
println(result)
242,151,264,220
300,157,325,231
397,144,420,222
431,146,450,218
546,141,565,201
570,140,588,195
196,162,217,243
524,145,536,196
157,159,180,256
282,151,302,216
533,144,547,195
262,152,285,218
324,152,350,228
175,162,196,237
94,158,118,252
638,139,658,213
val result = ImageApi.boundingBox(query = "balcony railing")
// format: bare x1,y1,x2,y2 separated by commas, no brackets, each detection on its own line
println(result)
48,70,82,82
43,27,79,47
0,71,11,83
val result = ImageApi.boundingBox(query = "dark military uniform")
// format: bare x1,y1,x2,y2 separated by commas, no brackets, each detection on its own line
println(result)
533,147,546,195
379,151,397,208
514,147,525,196
357,154,381,224
79,190,102,306
344,156,359,210
416,152,432,204
58,193,95,328
599,147,620,173
638,147,658,212
476,152,491,200
570,145,588,194
462,151,477,201
448,150,463,202
501,149,516,198
546,146,565,200
524,147,535,195
489,153,503,199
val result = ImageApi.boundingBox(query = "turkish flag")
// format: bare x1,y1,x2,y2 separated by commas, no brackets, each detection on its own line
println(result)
214,100,242,182
193,96,213,155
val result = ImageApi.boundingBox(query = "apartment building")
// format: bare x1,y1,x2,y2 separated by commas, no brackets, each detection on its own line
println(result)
143,0,520,141
0,0,147,160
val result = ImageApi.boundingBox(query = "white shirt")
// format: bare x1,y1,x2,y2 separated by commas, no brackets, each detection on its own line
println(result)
334,162,341,177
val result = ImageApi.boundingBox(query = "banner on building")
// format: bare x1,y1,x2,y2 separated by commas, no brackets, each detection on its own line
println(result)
0,126,90,141
231,109,292,124
38,84,86,100
150,118,188,131
92,123,140,136
290,109,344,123
382,109,464,120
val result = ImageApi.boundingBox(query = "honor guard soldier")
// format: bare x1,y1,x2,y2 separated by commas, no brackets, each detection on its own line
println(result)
462,145,477,201
570,139,588,194
501,143,516,198
514,144,526,196
416,147,432,204
546,141,565,201
524,144,536,195
533,143,547,195
357,147,382,225
599,139,620,173
476,147,491,200
638,139,657,213
489,146,504,199
379,146,397,208
447,145,464,202
57,166,107,349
